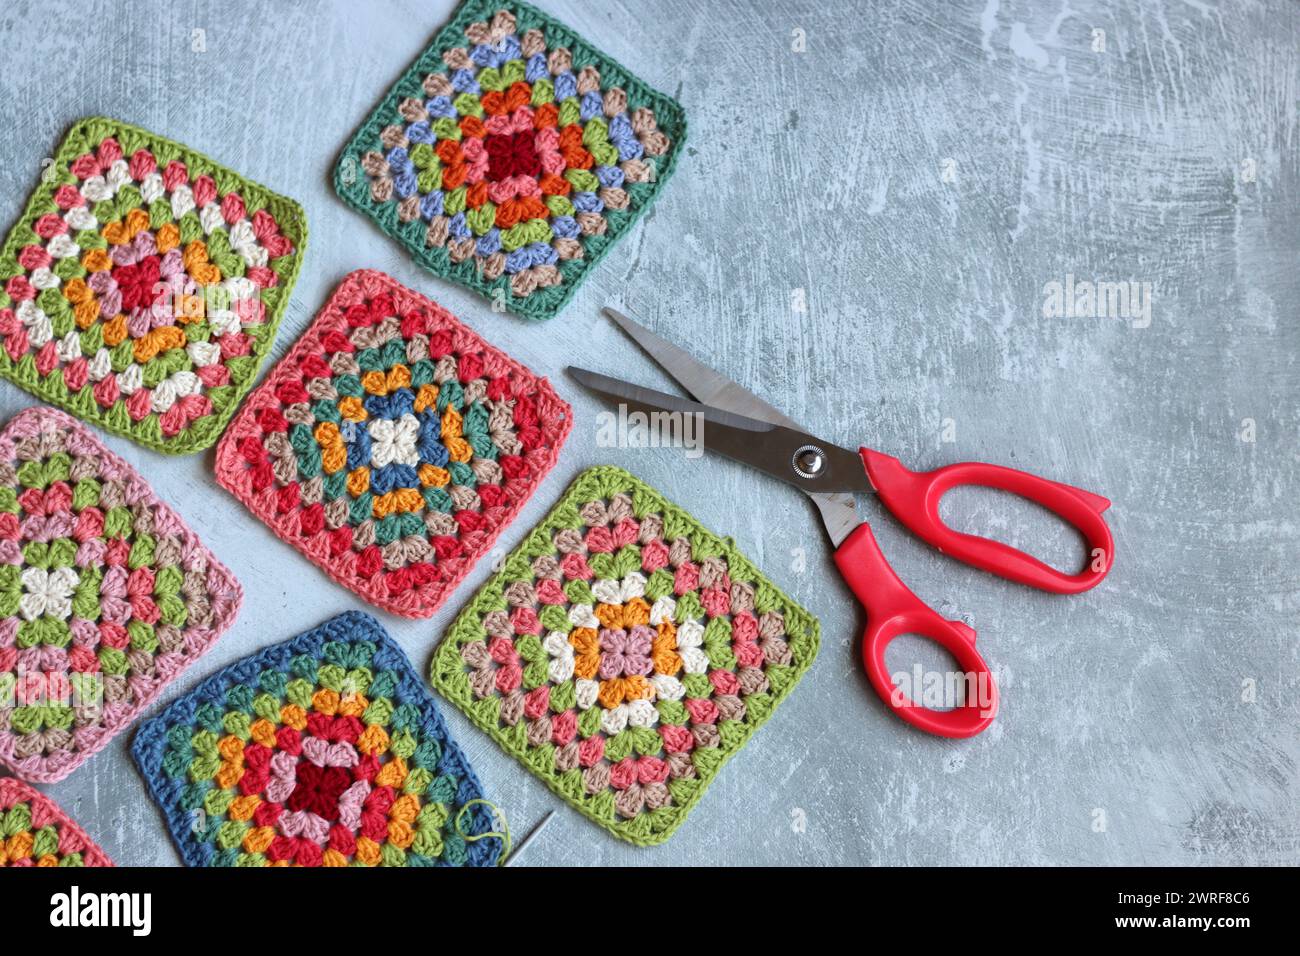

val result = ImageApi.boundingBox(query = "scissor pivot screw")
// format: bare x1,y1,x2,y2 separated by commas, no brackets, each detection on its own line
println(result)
793,445,826,480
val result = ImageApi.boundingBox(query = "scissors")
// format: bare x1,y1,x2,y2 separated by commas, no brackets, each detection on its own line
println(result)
568,308,1115,738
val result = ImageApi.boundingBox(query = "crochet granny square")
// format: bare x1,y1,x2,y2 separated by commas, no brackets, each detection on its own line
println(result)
333,0,685,321
0,406,242,783
0,116,307,454
133,611,504,867
0,777,113,866
214,269,571,618
431,466,821,845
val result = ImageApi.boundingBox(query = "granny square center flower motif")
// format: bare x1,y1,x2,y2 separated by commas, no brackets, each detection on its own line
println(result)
431,467,820,846
334,0,685,321
368,414,421,467
0,407,242,784
214,269,571,618
0,117,307,453
19,566,80,621
132,612,503,867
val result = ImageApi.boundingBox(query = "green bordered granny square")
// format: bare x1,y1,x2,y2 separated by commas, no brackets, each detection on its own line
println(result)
333,0,686,322
431,466,820,845
0,117,307,453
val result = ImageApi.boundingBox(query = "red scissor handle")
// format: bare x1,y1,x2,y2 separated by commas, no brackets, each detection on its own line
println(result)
835,523,997,738
860,448,1114,594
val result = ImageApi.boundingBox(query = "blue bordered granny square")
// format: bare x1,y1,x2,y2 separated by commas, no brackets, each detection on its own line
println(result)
132,610,502,867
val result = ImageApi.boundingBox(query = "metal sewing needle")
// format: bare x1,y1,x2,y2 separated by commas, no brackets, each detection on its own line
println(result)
504,810,555,866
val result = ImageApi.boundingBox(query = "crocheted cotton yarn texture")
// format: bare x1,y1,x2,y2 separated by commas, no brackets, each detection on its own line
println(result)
0,777,113,866
431,466,821,845
333,0,685,321
214,269,571,618
133,611,504,867
0,117,306,454
0,406,242,783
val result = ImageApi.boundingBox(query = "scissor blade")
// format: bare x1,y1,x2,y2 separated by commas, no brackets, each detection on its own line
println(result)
602,307,806,431
808,492,861,548
568,367,872,495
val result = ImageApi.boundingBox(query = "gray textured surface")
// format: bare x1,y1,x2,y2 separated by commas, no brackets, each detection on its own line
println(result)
0,0,1295,866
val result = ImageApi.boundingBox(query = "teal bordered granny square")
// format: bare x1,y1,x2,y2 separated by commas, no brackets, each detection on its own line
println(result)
332,0,686,322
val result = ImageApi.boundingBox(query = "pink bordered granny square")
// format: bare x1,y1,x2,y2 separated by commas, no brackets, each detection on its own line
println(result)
0,777,113,866
0,406,242,783
213,269,571,618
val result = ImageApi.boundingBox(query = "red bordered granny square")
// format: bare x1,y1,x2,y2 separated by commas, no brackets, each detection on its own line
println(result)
213,269,571,617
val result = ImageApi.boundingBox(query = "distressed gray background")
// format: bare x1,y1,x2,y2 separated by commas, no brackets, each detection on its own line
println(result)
0,0,1295,866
